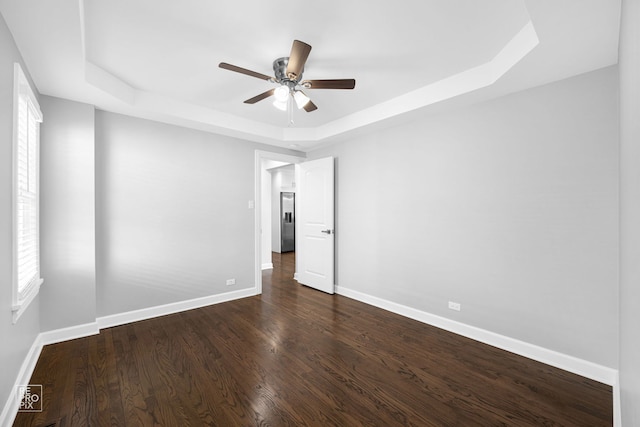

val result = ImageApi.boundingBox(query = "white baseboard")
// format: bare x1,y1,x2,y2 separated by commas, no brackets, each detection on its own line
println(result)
613,372,621,427
1,288,257,426
336,285,618,387
0,334,44,427
262,263,273,270
40,322,100,346
3,284,619,426
0,320,100,426
97,287,257,329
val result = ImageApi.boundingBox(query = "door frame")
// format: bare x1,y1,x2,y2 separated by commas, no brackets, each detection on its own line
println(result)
254,150,305,295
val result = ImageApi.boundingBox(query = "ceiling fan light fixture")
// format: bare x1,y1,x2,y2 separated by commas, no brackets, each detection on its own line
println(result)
293,91,310,109
274,85,290,102
273,99,288,111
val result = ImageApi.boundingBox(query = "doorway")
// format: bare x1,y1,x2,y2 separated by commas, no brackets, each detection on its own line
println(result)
254,150,304,294
255,151,335,295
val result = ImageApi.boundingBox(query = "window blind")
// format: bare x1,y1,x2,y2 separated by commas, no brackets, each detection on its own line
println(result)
16,95,40,298
13,63,43,322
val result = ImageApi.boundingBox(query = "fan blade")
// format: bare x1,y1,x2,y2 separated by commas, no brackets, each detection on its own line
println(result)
286,40,312,80
303,100,318,112
301,79,356,89
244,88,275,104
219,62,273,81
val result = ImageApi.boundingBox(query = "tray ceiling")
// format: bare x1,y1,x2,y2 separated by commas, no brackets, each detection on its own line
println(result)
0,0,621,151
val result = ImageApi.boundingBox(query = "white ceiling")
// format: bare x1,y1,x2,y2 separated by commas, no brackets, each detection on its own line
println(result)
0,0,621,151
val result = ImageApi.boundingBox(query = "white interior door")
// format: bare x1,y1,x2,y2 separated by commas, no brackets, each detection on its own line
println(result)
296,157,334,294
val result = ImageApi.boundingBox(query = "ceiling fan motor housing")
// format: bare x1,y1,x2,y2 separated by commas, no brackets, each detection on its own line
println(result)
273,57,302,86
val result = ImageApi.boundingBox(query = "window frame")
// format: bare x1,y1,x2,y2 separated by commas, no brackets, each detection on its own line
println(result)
12,63,43,324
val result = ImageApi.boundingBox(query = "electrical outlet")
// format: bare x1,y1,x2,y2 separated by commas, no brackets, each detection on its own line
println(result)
448,301,461,311
226,278,235,286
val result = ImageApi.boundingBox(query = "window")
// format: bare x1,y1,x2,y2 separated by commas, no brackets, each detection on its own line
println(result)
12,63,43,323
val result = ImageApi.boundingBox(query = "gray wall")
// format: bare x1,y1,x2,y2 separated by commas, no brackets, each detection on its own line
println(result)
619,0,640,424
39,96,96,331
0,11,41,414
309,66,619,368
95,111,300,316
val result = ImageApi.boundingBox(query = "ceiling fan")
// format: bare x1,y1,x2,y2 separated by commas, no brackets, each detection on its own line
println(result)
219,40,356,113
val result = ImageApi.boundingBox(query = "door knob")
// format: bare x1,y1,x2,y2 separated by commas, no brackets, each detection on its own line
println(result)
321,229,333,235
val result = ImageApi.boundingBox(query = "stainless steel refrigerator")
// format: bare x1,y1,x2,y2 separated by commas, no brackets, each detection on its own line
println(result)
281,192,295,252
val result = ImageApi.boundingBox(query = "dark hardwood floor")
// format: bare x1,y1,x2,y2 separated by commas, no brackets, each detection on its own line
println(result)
14,252,612,426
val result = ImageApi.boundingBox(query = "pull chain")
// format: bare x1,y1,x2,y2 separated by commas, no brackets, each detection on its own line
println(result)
288,95,294,126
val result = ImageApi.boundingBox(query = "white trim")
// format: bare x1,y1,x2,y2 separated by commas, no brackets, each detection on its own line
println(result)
39,322,100,346
0,333,43,427
13,63,41,120
613,371,621,427
262,263,274,270
11,279,42,324
336,285,618,387
97,287,257,329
